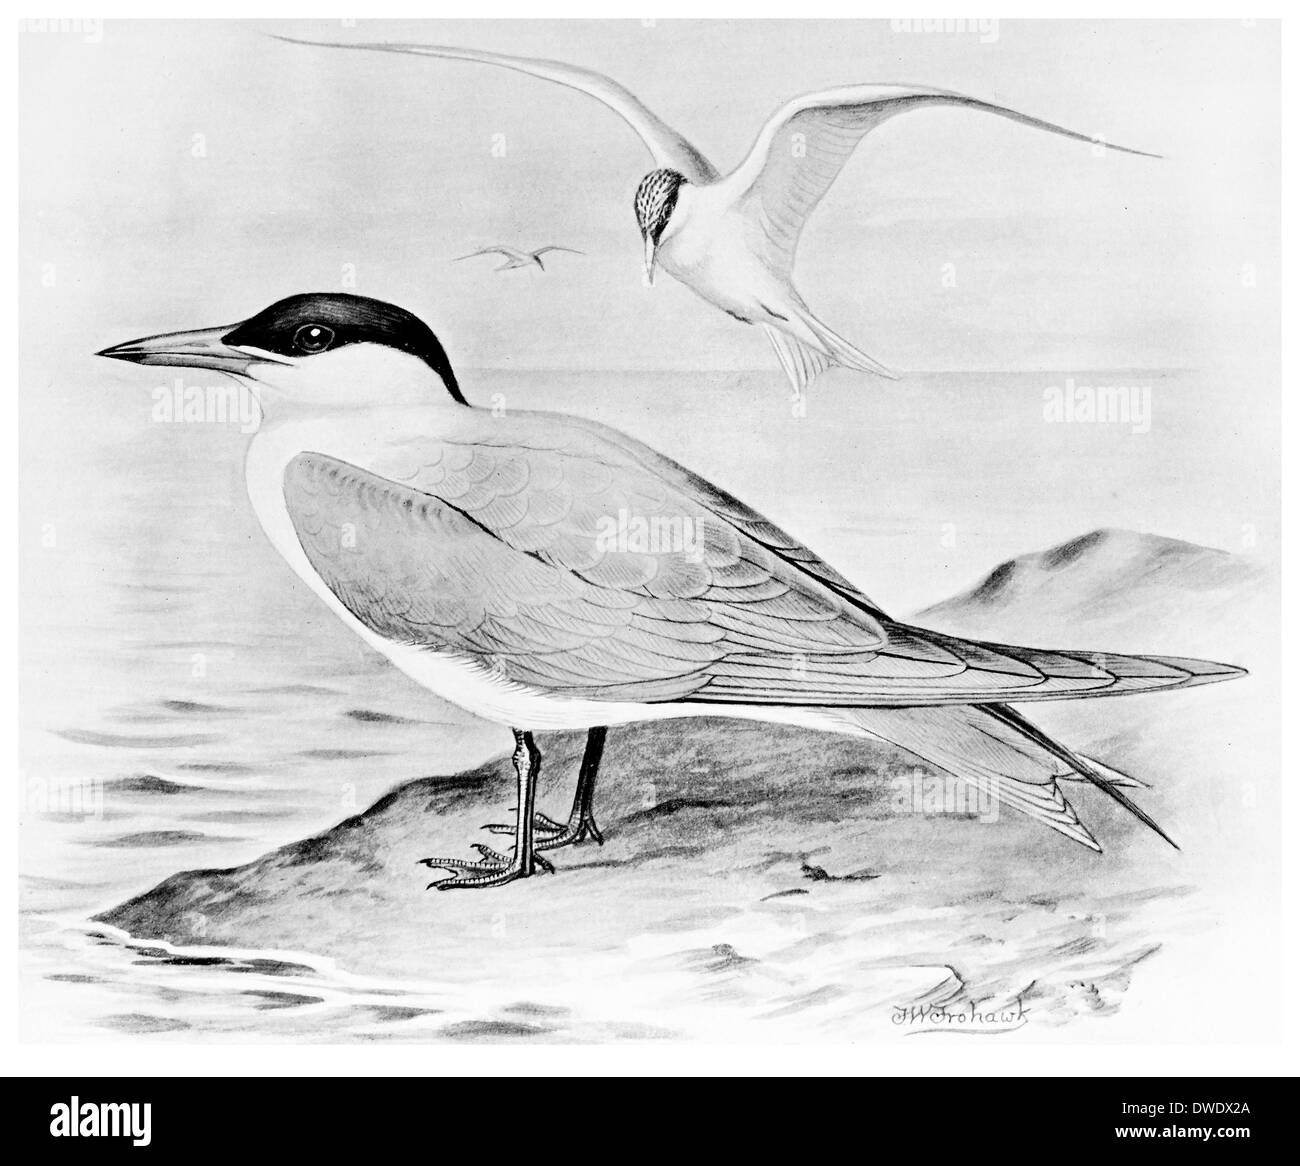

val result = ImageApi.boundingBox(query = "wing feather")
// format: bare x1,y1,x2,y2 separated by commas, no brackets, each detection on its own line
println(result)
720,84,1159,273
281,434,1240,708
272,36,719,182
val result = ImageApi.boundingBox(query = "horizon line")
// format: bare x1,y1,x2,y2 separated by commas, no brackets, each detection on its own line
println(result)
457,365,1204,376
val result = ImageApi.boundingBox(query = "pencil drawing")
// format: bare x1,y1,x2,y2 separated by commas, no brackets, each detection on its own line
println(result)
454,244,584,271
276,35,1156,398
19,19,1279,1044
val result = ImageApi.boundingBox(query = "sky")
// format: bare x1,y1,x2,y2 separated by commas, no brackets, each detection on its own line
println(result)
19,18,1280,375
18,19,1281,611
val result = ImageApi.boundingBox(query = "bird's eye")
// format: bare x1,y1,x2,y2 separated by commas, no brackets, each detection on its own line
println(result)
293,324,335,354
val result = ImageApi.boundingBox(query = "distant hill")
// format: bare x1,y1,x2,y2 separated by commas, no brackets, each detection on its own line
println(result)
917,529,1271,661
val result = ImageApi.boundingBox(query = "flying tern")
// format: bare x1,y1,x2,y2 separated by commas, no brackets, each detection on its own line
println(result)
274,35,1158,398
455,244,584,271
99,294,1240,889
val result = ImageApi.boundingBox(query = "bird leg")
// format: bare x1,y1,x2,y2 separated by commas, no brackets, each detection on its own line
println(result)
484,726,607,852
538,725,606,850
422,729,554,890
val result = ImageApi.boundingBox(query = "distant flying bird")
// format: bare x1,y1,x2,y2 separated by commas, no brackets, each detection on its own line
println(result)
100,294,1242,890
273,35,1158,398
455,244,584,271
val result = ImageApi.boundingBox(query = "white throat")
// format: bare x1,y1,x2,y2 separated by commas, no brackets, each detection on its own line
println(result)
246,342,460,421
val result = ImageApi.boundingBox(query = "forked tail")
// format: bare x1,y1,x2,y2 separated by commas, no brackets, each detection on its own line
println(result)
762,309,898,398
799,310,900,381
820,702,1174,852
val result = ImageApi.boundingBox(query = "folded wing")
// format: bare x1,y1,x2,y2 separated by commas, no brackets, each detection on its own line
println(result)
282,448,887,703
281,442,1240,708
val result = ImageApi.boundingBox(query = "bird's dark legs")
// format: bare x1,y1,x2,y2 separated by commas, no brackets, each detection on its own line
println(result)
485,726,608,853
537,725,607,851
421,728,554,890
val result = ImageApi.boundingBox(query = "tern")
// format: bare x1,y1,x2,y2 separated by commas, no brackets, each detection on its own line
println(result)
100,294,1241,889
455,244,584,272
274,35,1158,398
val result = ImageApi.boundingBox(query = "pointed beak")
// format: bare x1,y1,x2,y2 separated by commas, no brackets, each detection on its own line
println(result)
97,324,255,373
642,235,657,286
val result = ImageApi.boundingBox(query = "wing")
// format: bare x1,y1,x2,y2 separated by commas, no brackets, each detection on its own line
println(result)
718,84,1159,273
282,448,889,704
271,36,719,183
534,410,891,617
281,440,1241,708
532,246,585,257
454,247,516,262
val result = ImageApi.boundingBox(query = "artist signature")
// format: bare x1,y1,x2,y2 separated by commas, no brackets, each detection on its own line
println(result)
892,997,1030,1035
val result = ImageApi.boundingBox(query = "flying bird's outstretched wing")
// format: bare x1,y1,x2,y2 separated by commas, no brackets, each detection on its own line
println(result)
271,36,720,183
532,246,585,258
720,84,1159,272
454,247,525,262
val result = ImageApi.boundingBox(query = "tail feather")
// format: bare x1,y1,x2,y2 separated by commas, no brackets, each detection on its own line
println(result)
824,704,1101,850
761,324,830,399
798,312,899,381
761,311,898,398
980,703,1177,849
1062,754,1149,790
823,702,1169,851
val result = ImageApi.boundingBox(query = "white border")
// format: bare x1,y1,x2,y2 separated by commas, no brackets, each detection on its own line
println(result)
5,3,1293,1078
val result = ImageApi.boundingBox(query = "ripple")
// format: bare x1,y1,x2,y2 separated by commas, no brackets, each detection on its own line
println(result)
96,1012,191,1034
439,1019,550,1041
242,990,326,1010
108,774,208,795
298,748,387,761
159,699,234,716
187,809,298,824
252,684,342,697
344,709,414,725
54,728,222,750
88,830,227,849
178,761,255,775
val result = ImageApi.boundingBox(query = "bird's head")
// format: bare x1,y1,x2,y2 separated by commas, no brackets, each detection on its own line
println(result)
634,168,686,285
97,293,466,415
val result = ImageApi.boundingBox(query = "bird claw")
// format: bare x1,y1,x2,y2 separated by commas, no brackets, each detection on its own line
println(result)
536,812,605,853
483,811,568,838
483,808,605,852
419,844,556,890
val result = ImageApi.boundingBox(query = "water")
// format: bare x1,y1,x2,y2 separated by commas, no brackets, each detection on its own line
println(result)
18,363,1277,1041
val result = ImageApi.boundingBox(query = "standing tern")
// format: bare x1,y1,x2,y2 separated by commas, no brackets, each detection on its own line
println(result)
99,294,1241,889
274,35,1158,398
455,244,584,271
